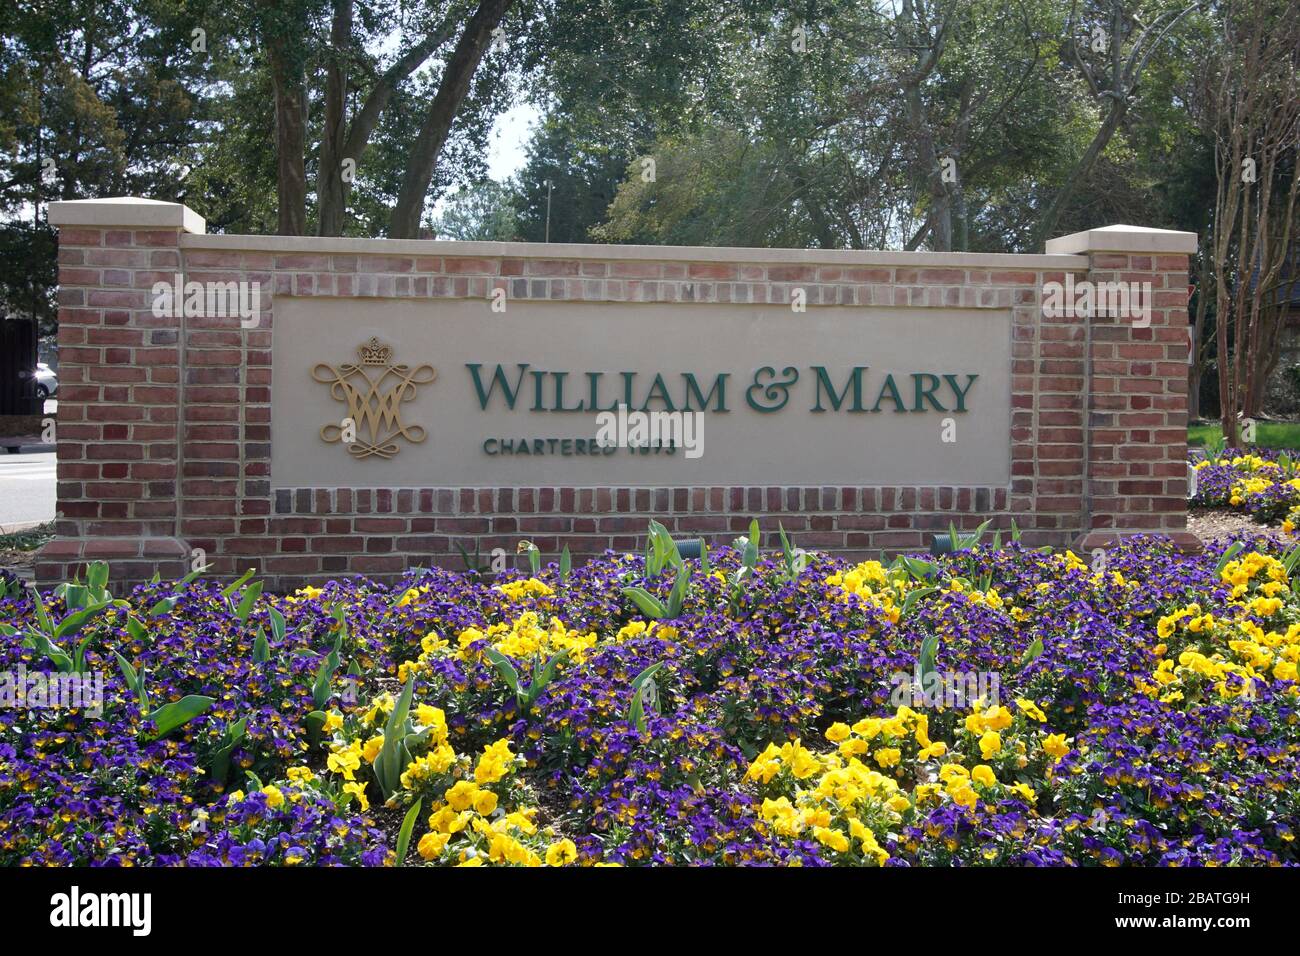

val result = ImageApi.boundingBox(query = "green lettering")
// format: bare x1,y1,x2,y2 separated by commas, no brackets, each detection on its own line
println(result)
911,373,945,412
812,366,868,412
871,374,907,413
943,373,979,412
552,372,585,412
466,363,529,410
641,373,677,411
682,372,729,412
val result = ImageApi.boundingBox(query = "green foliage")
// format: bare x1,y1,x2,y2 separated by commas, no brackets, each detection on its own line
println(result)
626,661,666,733
432,180,521,240
395,798,424,867
144,695,215,742
373,675,417,801
483,646,569,719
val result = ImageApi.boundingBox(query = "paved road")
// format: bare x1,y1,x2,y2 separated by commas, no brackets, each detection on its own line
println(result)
0,451,56,532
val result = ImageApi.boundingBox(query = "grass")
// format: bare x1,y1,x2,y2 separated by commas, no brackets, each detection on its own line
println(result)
1188,421,1300,451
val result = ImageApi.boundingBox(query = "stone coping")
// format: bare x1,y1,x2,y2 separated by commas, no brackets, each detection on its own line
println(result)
182,233,1090,270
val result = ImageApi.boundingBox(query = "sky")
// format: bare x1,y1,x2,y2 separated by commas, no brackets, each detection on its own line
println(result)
486,102,540,181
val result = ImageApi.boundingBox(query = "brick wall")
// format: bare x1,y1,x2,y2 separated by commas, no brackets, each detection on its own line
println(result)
36,201,1197,590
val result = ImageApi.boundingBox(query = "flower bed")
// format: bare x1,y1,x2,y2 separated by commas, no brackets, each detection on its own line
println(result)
1192,449,1300,530
1,527,1298,867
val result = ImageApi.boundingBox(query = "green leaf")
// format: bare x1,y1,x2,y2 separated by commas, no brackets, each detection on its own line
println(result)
559,545,572,582
899,585,937,619
395,798,424,867
626,661,667,733
148,595,179,618
53,599,112,641
30,587,54,636
915,632,939,688
72,632,97,673
1215,542,1245,578
175,563,209,589
115,652,140,693
253,629,271,664
523,649,569,711
1015,636,1044,673
666,564,691,618
144,695,214,741
125,616,147,643
621,586,667,620
268,607,286,642
699,540,710,575
312,650,341,710
374,675,415,799
221,568,256,598
115,653,149,711
63,583,88,611
483,648,521,695
898,556,937,583
208,717,248,785
305,710,327,749
235,581,264,624
86,561,109,593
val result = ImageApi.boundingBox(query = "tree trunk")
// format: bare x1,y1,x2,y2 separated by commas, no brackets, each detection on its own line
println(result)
1188,251,1210,421
268,37,308,236
316,0,354,237
390,0,514,238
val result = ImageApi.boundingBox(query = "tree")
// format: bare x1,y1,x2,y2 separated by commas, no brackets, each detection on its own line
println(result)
0,0,222,324
1200,0,1300,443
1028,0,1202,249
432,179,521,239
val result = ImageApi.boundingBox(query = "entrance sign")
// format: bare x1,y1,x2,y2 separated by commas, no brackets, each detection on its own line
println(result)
273,299,1012,487
38,199,1199,589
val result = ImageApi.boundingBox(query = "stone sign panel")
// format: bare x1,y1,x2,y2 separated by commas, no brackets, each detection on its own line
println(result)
272,298,1013,488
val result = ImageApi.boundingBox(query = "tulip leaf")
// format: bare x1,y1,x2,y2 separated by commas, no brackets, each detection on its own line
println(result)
221,568,256,598
483,648,520,695
622,586,667,620
234,581,264,624
374,675,415,799
145,695,214,741
395,798,424,867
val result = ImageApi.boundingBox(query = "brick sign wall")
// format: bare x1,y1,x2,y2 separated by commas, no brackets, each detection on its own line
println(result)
37,198,1198,590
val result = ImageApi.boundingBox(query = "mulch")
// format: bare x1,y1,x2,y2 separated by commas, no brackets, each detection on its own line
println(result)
1186,508,1284,545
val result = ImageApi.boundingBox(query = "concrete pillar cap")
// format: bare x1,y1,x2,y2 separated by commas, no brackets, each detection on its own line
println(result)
47,197,206,234
1045,224,1197,256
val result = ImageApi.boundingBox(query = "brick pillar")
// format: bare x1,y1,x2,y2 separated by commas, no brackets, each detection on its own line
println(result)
1045,225,1200,551
36,198,205,586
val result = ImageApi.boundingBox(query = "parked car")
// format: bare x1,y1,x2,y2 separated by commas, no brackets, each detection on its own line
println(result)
34,362,57,399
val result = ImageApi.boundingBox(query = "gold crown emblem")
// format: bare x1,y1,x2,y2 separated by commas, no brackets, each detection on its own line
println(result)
359,337,392,366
